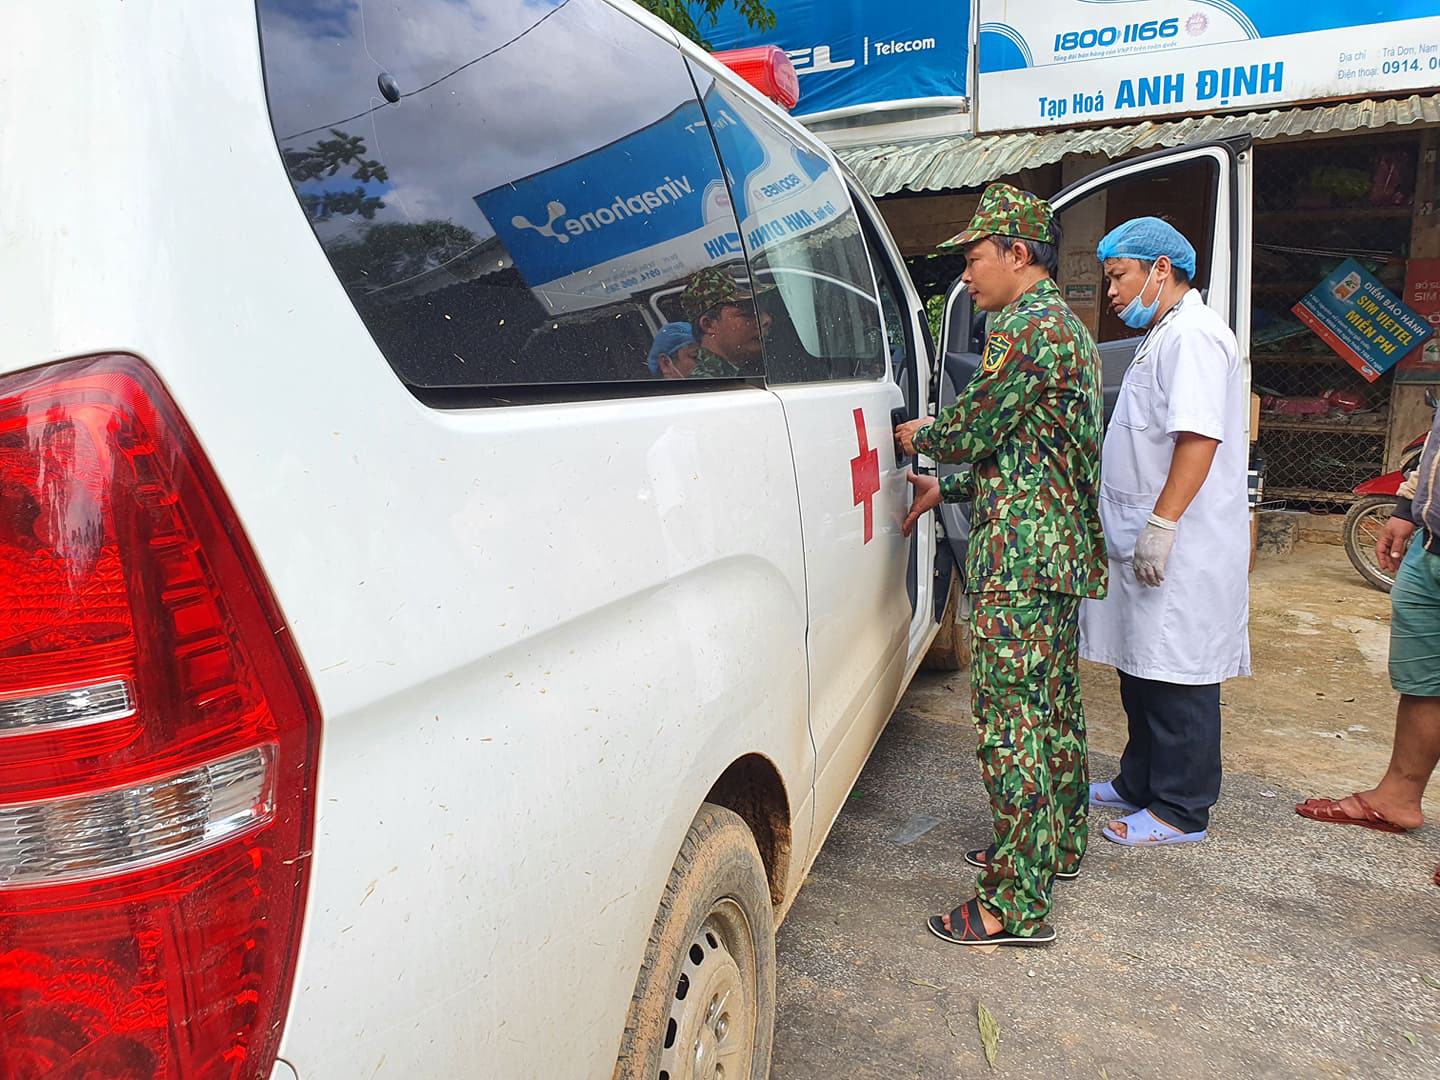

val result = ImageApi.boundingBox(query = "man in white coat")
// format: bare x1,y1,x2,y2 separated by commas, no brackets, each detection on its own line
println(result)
1079,217,1250,846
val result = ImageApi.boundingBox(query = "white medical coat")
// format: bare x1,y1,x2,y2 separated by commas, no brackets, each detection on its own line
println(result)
1079,290,1251,684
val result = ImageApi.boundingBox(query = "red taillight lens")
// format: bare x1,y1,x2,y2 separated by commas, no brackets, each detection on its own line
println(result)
0,355,319,1079
713,45,801,110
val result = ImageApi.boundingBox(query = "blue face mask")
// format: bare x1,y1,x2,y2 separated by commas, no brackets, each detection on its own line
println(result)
1118,264,1161,329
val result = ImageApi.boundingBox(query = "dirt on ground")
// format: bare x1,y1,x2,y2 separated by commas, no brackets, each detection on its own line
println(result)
771,542,1440,1080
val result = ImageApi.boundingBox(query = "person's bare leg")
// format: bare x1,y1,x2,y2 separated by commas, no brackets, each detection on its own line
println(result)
1331,694,1440,829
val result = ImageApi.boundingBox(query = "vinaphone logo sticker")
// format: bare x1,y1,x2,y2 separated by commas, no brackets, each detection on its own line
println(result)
511,200,569,244
508,177,698,247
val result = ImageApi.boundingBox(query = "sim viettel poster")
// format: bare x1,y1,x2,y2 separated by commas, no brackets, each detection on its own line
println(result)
1292,259,1432,382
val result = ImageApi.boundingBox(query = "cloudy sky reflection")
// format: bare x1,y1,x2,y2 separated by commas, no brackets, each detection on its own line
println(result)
258,0,701,248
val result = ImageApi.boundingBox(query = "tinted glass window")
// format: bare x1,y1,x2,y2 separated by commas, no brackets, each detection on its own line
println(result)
854,201,912,386
694,72,886,385
256,0,759,393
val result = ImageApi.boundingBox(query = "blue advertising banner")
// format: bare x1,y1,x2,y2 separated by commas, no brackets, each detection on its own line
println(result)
473,88,851,313
474,101,734,312
699,0,967,119
1291,259,1433,382
977,1,1440,133
702,82,853,256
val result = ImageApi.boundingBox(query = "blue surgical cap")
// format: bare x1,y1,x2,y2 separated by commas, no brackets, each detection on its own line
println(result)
1096,217,1197,277
646,321,696,375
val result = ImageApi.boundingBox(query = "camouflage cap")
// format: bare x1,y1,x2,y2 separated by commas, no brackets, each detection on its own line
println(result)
939,182,1057,249
680,266,757,323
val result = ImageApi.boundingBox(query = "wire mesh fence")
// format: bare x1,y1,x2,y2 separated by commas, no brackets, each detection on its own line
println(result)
1250,134,1418,505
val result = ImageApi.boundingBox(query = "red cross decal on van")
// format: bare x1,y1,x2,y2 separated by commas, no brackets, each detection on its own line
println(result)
850,408,880,544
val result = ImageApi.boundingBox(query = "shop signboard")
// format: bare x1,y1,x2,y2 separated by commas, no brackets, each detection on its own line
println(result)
1291,259,1432,382
976,2,1440,134
1397,258,1440,383
698,0,968,118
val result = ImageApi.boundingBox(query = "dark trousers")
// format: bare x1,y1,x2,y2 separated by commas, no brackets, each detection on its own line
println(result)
1111,671,1221,834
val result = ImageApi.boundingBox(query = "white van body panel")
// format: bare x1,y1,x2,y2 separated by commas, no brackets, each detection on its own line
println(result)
0,2,942,1077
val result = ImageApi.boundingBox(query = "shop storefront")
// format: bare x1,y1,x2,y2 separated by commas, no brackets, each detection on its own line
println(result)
1247,129,1437,502
710,1,1440,505
835,98,1440,504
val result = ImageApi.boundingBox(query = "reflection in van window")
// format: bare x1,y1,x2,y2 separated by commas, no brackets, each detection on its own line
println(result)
255,0,757,393
646,321,699,380
858,216,912,384
695,72,886,385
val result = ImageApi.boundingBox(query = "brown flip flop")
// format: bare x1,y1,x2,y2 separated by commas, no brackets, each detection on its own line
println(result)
1294,794,1410,834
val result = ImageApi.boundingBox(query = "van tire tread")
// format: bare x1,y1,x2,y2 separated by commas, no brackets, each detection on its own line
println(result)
612,802,776,1080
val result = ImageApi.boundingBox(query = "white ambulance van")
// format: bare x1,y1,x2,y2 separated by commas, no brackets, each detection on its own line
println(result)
0,1,1250,1077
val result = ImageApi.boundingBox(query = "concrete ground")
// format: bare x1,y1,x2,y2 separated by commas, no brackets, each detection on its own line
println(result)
772,542,1440,1079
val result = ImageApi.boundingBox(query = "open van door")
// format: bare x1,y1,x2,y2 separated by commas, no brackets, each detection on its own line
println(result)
931,137,1253,574
843,168,943,672
1049,137,1253,405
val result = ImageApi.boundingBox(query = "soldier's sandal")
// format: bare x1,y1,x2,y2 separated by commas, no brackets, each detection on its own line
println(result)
925,898,1055,947
964,847,1079,881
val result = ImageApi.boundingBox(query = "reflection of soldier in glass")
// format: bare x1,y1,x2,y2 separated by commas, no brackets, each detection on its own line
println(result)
679,267,771,377
646,322,699,379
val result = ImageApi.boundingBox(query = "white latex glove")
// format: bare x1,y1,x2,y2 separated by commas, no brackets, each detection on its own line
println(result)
1131,513,1178,587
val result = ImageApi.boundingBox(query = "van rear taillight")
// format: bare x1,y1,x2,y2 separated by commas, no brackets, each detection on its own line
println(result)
0,355,319,1079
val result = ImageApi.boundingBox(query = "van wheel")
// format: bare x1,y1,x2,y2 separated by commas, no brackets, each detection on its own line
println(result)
922,571,970,671
613,804,776,1080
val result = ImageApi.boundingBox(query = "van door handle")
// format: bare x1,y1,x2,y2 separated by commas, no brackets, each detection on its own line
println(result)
891,407,912,464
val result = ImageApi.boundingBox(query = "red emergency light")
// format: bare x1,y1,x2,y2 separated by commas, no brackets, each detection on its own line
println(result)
713,45,800,110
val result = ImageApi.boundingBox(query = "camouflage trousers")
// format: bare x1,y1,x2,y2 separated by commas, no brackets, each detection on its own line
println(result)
968,588,1087,934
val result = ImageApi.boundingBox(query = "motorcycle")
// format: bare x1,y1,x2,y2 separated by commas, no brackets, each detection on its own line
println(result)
1343,411,1431,592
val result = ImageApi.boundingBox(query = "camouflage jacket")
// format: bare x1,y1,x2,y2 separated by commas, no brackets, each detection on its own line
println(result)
690,346,741,379
914,278,1108,599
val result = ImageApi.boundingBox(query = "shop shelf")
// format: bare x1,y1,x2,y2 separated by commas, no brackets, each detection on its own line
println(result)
1259,415,1388,434
1252,277,1404,294
1262,486,1363,503
1252,351,1352,364
1254,207,1414,224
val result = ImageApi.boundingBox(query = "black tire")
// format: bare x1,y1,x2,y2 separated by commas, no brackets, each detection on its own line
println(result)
922,570,970,671
613,803,776,1080
1343,494,1398,593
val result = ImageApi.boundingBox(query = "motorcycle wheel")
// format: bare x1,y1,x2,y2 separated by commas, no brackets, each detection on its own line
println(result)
1343,494,1399,593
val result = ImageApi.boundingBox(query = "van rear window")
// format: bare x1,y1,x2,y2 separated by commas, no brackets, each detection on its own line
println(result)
255,0,759,394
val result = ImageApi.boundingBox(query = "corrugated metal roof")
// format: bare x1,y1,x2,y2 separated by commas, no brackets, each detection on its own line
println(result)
836,94,1440,197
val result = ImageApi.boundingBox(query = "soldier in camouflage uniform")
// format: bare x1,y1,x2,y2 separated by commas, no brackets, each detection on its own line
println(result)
678,267,771,378
896,183,1108,947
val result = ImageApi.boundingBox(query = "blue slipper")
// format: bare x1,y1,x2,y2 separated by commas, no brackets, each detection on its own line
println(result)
1089,781,1140,813
1102,809,1206,846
